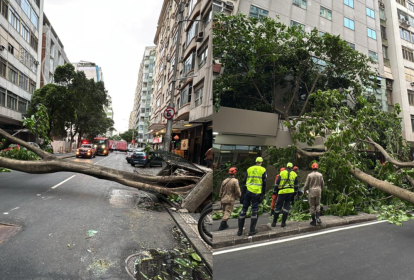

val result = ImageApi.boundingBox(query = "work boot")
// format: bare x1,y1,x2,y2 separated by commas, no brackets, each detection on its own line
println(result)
281,212,288,228
237,217,245,236
270,209,274,216
316,212,322,224
310,215,316,226
271,213,280,227
218,221,229,231
248,218,258,236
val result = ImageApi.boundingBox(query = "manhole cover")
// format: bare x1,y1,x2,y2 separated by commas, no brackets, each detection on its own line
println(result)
0,223,20,244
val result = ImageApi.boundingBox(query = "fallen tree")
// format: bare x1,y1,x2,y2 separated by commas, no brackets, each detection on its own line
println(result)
0,127,204,198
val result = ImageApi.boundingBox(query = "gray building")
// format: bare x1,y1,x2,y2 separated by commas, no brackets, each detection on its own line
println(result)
132,46,155,147
0,0,44,138
41,13,69,87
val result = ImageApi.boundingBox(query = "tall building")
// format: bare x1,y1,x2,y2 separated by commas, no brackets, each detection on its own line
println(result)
382,0,414,147
149,0,213,164
128,110,134,130
132,46,155,147
0,0,43,139
40,13,69,87
213,0,390,165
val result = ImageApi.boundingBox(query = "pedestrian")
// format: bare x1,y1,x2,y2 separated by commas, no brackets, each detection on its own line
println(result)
218,167,241,231
271,162,298,227
205,147,213,168
237,157,267,236
303,162,324,226
270,167,285,216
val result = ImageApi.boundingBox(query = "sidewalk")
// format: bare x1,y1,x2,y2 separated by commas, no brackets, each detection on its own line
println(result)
54,152,76,159
212,212,378,249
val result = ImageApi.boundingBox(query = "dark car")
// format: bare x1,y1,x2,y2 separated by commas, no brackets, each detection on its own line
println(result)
76,144,96,158
130,151,163,167
126,148,143,163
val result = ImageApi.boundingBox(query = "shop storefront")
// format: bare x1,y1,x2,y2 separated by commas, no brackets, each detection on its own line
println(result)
152,135,164,150
179,121,212,165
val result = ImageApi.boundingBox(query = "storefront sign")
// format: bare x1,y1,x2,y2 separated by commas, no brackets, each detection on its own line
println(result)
153,136,163,144
181,139,188,150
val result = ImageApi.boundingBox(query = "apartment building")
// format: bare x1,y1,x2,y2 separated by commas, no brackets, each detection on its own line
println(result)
212,0,389,165
0,0,43,139
149,0,213,164
40,13,69,87
132,46,155,147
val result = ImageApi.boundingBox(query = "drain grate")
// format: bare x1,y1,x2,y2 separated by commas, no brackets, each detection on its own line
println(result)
0,223,20,244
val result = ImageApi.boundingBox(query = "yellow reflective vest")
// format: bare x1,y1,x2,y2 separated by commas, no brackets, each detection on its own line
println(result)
278,170,297,194
246,165,266,194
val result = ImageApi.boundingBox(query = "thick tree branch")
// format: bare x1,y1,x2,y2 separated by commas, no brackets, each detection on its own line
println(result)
285,69,306,115
299,72,322,118
367,137,414,168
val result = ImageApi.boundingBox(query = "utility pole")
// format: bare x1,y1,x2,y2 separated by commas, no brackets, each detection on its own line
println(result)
164,0,184,152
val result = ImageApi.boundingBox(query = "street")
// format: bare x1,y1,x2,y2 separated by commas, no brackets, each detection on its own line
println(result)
213,220,414,280
0,153,179,279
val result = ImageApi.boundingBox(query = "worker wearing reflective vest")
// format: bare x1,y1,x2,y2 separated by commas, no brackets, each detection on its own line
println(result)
237,157,267,237
271,162,298,228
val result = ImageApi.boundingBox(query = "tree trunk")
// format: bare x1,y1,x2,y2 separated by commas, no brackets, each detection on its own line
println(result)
181,171,213,212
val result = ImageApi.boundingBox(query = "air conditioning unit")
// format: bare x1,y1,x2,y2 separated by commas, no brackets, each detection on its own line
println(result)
379,2,385,8
225,1,234,11
410,82,414,86
195,31,204,42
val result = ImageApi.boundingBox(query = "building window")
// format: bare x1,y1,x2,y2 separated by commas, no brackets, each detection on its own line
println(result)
198,46,208,68
381,25,386,39
21,23,30,42
30,56,37,73
366,7,375,18
344,17,355,30
212,0,224,14
8,65,18,85
1,0,8,20
21,0,30,17
347,42,355,50
49,58,54,72
344,0,354,8
319,31,325,36
30,32,38,52
291,20,305,30
367,28,377,40
0,57,6,78
411,115,414,131
19,72,28,91
9,6,19,32
409,90,414,106
194,85,203,107
180,82,193,107
170,56,175,72
203,9,212,27
29,79,35,94
383,45,388,59
0,87,5,107
157,80,162,91
156,98,160,107
184,51,195,75
50,42,55,57
398,9,409,21
7,92,17,110
379,9,386,21
186,20,199,46
403,47,414,62
369,51,378,62
18,97,27,113
320,7,332,20
249,5,268,20
397,0,406,6
30,7,38,28
400,27,410,41
8,43,14,55
293,0,306,9
409,1,414,11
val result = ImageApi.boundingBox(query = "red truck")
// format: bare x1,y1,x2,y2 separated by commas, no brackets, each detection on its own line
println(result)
108,140,127,152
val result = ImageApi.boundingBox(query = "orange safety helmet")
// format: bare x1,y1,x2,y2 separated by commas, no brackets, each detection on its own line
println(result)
229,167,238,175
293,166,298,172
280,167,286,172
311,163,319,169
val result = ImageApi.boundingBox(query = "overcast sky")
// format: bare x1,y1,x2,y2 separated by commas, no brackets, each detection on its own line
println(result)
43,0,163,132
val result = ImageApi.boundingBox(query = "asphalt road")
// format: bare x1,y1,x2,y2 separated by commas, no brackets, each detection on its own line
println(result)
213,220,414,280
0,153,179,279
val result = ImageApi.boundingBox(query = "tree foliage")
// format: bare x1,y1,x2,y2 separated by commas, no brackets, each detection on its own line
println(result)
120,129,138,143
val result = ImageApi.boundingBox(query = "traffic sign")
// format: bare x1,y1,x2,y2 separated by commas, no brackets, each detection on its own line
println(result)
164,107,176,120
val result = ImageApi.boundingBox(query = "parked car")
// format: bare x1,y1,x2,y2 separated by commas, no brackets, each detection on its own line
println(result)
130,151,163,167
27,142,40,149
126,148,142,163
76,144,96,158
2,144,20,152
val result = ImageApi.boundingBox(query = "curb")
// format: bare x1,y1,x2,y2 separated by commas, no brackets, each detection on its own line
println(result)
212,213,378,249
162,203,213,273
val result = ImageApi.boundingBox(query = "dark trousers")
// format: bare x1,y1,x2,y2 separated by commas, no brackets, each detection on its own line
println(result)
275,193,293,213
206,159,213,168
240,190,260,218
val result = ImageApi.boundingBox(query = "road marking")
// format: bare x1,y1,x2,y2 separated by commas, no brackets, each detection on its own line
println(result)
213,220,388,255
3,206,20,215
93,155,110,165
51,175,76,189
